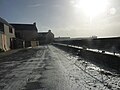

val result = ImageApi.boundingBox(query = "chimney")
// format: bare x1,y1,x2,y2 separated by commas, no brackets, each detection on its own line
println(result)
33,22,36,26
48,30,51,32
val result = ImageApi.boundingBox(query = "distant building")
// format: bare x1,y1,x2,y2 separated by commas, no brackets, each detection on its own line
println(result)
91,36,97,39
38,30,54,45
54,37,70,41
11,22,39,47
0,17,15,51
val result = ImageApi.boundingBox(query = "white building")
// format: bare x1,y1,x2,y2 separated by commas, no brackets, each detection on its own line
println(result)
0,17,15,51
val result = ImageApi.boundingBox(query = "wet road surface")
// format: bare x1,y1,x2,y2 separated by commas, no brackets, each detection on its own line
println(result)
0,46,71,90
0,45,120,90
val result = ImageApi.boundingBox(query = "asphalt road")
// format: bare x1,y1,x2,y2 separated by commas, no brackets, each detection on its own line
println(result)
0,45,120,90
0,46,71,90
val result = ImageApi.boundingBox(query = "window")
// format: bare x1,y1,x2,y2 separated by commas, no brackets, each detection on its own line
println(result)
9,27,13,33
0,22,4,33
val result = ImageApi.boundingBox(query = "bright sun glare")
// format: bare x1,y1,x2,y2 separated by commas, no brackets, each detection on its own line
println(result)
72,0,109,17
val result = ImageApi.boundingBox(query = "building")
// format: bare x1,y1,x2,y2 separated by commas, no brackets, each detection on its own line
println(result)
0,17,15,51
54,37,70,41
11,23,39,47
38,30,54,45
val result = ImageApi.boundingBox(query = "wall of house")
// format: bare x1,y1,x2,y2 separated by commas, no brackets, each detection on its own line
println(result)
12,38,25,49
31,41,39,47
0,33,2,50
46,32,54,44
16,30,37,41
2,34,7,51
38,34,47,45
22,30,37,41
38,31,54,45
4,24,15,50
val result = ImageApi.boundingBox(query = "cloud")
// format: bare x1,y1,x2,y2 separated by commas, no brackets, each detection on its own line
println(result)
28,4,41,8
52,4,61,8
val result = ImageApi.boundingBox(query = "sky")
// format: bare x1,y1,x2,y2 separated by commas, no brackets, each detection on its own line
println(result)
0,0,120,38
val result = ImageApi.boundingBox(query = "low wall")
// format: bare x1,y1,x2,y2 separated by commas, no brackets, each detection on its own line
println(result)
53,43,120,73
80,49,120,72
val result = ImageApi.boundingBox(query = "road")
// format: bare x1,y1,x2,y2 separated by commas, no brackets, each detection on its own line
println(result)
0,46,71,90
0,45,120,90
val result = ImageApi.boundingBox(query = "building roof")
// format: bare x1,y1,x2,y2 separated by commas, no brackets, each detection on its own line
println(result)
0,17,13,28
38,30,53,35
10,23,38,31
